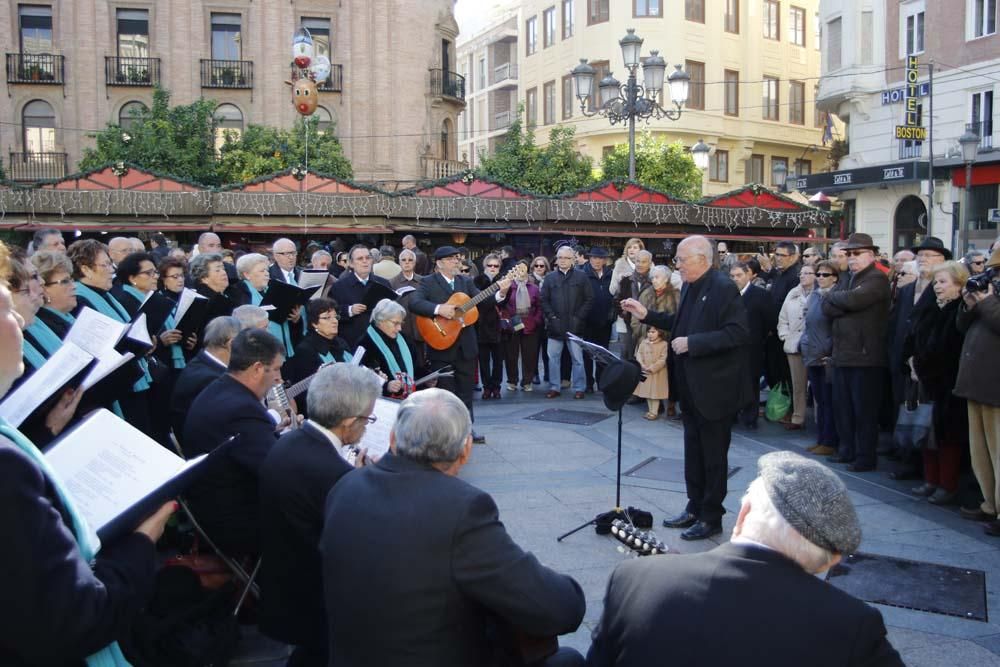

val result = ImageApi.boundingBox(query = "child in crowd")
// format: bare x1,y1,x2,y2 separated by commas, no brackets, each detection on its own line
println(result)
633,327,669,420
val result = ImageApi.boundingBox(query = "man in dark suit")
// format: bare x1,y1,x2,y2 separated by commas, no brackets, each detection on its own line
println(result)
259,364,382,667
402,234,430,275
269,237,302,285
730,262,775,429
410,246,511,443
329,244,393,347
321,389,586,666
195,232,238,285
183,328,285,555
587,451,903,667
623,235,749,540
170,315,240,445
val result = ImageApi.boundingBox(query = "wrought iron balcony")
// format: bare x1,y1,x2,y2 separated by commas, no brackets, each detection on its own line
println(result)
422,156,467,180
898,142,922,160
200,59,253,89
288,63,343,92
6,53,65,84
492,63,518,85
105,56,159,86
8,152,67,182
430,69,466,101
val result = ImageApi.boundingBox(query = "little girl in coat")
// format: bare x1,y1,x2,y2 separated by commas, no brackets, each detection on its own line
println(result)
633,327,669,420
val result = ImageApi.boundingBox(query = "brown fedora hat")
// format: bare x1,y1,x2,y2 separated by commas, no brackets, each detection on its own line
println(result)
843,232,879,252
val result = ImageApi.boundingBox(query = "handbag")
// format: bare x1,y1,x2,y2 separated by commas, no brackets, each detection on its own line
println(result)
894,379,936,452
765,381,792,422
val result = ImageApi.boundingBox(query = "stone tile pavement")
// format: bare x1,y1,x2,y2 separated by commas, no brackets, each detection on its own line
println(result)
235,387,1000,666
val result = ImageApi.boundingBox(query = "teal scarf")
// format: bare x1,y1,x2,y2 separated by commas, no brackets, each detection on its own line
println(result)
366,325,414,379
43,306,75,326
22,338,46,369
122,286,158,391
75,283,151,392
163,312,185,369
0,418,132,667
245,280,295,358
27,318,64,355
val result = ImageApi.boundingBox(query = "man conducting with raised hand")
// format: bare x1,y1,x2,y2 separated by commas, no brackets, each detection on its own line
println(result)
321,389,586,667
588,451,903,667
622,235,749,540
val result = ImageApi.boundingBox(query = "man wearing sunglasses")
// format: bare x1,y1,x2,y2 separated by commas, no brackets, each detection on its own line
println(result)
822,233,890,473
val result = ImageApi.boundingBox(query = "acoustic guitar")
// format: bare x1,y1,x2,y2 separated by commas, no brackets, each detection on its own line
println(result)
415,265,526,351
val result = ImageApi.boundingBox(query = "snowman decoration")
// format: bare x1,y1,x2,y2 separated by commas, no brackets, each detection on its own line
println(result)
287,28,332,117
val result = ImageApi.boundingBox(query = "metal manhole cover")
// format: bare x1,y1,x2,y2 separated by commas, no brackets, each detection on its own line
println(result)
525,409,613,426
623,456,740,483
826,552,987,622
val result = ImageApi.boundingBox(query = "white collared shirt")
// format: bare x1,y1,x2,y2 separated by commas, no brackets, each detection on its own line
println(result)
306,419,352,461
740,282,750,296
204,349,227,369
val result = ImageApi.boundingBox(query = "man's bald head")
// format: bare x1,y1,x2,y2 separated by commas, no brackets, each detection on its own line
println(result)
108,237,132,265
198,232,222,253
272,238,298,271
675,236,713,283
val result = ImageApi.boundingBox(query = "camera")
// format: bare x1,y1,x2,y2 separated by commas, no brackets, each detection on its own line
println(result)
966,267,999,293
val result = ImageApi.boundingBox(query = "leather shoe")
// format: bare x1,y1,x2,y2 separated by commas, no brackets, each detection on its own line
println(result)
680,521,722,541
812,445,837,456
984,520,1000,537
961,506,995,521
847,463,875,473
545,390,561,399
783,422,804,431
827,455,854,464
472,432,486,444
573,391,585,399
662,511,697,529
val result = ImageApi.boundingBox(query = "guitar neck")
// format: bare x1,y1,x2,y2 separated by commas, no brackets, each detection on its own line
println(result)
285,373,314,400
458,280,501,314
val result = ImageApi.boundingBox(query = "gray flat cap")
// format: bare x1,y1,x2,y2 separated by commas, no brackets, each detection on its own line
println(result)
758,451,861,555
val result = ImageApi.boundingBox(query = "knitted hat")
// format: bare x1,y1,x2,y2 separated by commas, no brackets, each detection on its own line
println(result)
757,451,861,555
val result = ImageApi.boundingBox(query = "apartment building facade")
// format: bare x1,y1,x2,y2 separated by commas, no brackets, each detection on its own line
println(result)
474,0,831,196
815,0,1000,253
1,0,465,185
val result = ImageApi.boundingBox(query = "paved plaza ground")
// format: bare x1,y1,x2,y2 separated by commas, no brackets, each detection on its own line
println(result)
236,387,1000,666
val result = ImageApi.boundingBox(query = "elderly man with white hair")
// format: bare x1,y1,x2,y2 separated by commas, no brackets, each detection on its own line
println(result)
259,363,382,667
270,237,301,285
623,235,749,540
321,388,586,666
588,451,903,667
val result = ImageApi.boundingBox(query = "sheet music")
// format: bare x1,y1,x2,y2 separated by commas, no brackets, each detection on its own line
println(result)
357,398,398,460
45,409,205,533
297,270,330,290
173,288,206,325
127,313,152,347
394,285,416,296
350,346,365,365
82,350,135,391
0,342,93,426
567,333,623,366
65,307,128,356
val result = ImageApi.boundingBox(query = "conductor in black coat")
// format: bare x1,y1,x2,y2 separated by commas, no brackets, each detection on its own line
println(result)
622,236,749,541
587,452,902,667
320,389,586,666
183,328,285,555
730,262,776,428
329,245,393,347
259,364,382,667
410,247,512,441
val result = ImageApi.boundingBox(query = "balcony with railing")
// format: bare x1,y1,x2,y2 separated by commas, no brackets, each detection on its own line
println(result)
105,56,160,86
8,152,67,181
6,53,65,84
898,141,922,160
491,62,518,86
491,110,512,131
200,59,253,89
422,156,467,180
429,69,466,102
288,64,344,92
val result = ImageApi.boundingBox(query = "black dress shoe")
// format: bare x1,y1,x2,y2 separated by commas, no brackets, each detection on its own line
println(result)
887,468,919,481
826,455,854,464
472,432,486,444
961,506,995,521
680,521,722,541
662,511,697,529
847,463,875,473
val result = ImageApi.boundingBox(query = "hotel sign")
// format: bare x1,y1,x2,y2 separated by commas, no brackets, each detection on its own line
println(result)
897,55,926,142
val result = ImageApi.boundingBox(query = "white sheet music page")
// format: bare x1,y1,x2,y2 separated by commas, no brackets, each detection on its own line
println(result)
357,398,398,460
44,409,203,532
0,342,93,426
173,287,206,324
65,307,128,356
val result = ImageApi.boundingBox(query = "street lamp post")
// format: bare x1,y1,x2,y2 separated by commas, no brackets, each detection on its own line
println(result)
571,29,690,181
772,161,788,192
691,139,710,172
959,126,980,253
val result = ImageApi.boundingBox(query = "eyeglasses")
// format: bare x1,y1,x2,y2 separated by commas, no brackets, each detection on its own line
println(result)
485,263,500,269
971,260,986,266
460,269,471,274
357,414,377,425
774,252,792,258
318,313,341,322
164,273,185,281
815,272,835,277
385,319,404,327
845,250,871,257
338,258,349,264
44,277,74,287
137,269,159,277
274,251,297,257
718,251,728,255
895,272,908,277
533,264,546,268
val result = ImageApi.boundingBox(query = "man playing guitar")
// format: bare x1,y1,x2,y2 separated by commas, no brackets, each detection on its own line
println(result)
409,246,511,444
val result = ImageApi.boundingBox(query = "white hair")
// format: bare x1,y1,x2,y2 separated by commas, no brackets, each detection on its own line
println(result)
738,478,836,573
678,235,713,263
311,249,332,263
392,389,471,464
232,304,269,330
398,248,416,261
236,252,268,278
308,364,383,429
649,265,671,281
370,298,406,324
635,249,653,263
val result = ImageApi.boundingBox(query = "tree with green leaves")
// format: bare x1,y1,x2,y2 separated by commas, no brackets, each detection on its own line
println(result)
600,132,703,201
78,87,219,185
216,115,353,184
476,112,594,195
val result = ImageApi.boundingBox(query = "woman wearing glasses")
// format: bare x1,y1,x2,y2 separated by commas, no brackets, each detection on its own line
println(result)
283,298,354,417
777,264,817,431
529,256,551,385
8,257,45,387
360,299,417,398
800,260,840,456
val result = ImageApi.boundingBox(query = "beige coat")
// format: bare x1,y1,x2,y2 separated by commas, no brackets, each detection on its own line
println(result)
633,338,669,400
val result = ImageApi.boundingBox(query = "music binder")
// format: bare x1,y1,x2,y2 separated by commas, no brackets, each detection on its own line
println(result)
262,280,322,323
44,409,236,543
361,280,399,309
134,291,176,339
175,294,211,342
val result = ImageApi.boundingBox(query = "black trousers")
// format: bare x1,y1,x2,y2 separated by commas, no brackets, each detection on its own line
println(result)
432,355,476,421
738,343,766,426
582,321,612,390
286,641,327,667
681,408,733,524
478,342,504,390
833,366,884,468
